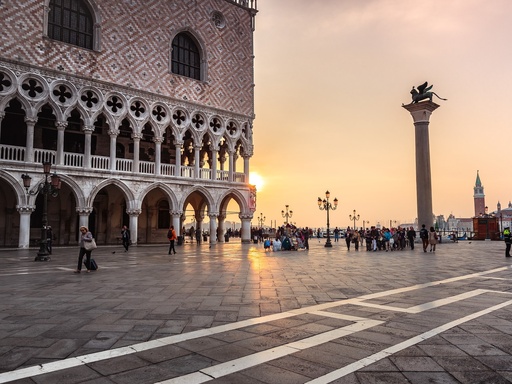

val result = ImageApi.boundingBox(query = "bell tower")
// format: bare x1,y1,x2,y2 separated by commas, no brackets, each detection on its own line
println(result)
473,170,486,217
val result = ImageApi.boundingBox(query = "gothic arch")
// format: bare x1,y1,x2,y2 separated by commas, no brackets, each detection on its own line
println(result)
169,28,209,82
0,170,29,206
87,179,136,209
218,188,249,214
181,185,214,211
139,182,179,210
43,0,102,51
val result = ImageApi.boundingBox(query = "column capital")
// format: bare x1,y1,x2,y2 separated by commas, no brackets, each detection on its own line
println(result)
239,214,253,221
76,207,93,215
0,111,5,119
208,213,219,220
402,101,440,123
83,125,95,134
108,129,120,137
174,139,184,147
170,210,183,217
55,121,68,130
132,133,143,140
153,137,164,144
127,209,142,216
24,117,38,125
16,205,36,213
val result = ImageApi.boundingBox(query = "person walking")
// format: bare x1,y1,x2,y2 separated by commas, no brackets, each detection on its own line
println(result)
302,227,310,250
74,226,93,274
168,225,177,255
504,227,511,258
419,224,429,252
121,225,131,252
345,227,352,250
407,226,416,250
428,226,438,252
46,226,53,254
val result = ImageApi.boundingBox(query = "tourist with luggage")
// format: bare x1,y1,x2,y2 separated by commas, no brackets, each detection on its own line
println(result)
74,226,96,274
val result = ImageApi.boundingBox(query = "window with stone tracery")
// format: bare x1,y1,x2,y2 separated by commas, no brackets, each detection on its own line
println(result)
48,0,94,50
171,32,201,80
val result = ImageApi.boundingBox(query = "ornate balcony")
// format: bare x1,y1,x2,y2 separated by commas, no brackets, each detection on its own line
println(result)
0,144,246,183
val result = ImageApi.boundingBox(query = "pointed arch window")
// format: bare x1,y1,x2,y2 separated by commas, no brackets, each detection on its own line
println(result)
48,0,94,50
171,33,201,80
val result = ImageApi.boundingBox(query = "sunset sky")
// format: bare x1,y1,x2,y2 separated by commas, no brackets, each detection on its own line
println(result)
249,0,512,229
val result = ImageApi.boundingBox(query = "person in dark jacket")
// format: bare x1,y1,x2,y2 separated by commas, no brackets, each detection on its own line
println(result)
121,225,131,252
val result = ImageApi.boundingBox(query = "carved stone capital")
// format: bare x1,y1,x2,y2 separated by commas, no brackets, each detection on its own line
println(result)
108,129,120,137
174,140,184,147
16,205,36,213
153,137,164,144
83,125,95,134
76,207,93,215
0,112,5,119
239,214,253,221
170,210,183,217
131,133,143,140
126,209,142,216
55,121,68,130
24,117,38,125
208,213,219,220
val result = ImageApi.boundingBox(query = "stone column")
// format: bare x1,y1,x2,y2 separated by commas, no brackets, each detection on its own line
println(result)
109,129,119,171
243,154,250,183
402,101,440,229
76,207,93,240
132,133,142,173
174,140,183,177
194,145,201,179
127,209,141,245
25,117,37,163
83,125,94,169
153,137,163,176
208,213,218,245
240,214,253,243
0,112,5,143
16,205,35,248
217,214,226,243
55,121,67,165
228,150,234,182
171,211,183,236
210,145,218,181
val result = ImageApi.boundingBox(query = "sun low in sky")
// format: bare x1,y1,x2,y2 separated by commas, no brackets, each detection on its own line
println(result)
250,172,265,192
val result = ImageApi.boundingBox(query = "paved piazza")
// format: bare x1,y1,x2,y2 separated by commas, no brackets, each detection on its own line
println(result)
1,239,512,383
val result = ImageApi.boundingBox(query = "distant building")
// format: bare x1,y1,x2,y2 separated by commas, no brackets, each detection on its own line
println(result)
474,170,486,217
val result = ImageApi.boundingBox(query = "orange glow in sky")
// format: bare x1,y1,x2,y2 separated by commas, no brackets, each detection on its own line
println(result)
251,0,512,229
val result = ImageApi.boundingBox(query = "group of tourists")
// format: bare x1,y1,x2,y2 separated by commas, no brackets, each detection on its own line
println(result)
252,223,444,254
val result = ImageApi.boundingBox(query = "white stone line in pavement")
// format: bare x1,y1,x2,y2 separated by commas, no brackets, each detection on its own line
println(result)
306,299,512,384
354,289,488,314
0,266,509,383
155,320,384,384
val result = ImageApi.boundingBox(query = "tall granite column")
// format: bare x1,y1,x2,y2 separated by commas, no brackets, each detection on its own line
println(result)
402,101,439,229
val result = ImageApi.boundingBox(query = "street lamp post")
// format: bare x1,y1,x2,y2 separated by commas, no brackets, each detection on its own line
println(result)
21,161,61,261
349,210,360,230
281,205,293,225
257,212,266,228
318,190,338,248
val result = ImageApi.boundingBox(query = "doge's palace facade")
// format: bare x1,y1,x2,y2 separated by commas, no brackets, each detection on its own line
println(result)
0,0,258,247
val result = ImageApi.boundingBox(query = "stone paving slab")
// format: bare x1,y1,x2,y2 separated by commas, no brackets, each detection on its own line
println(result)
0,240,511,383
